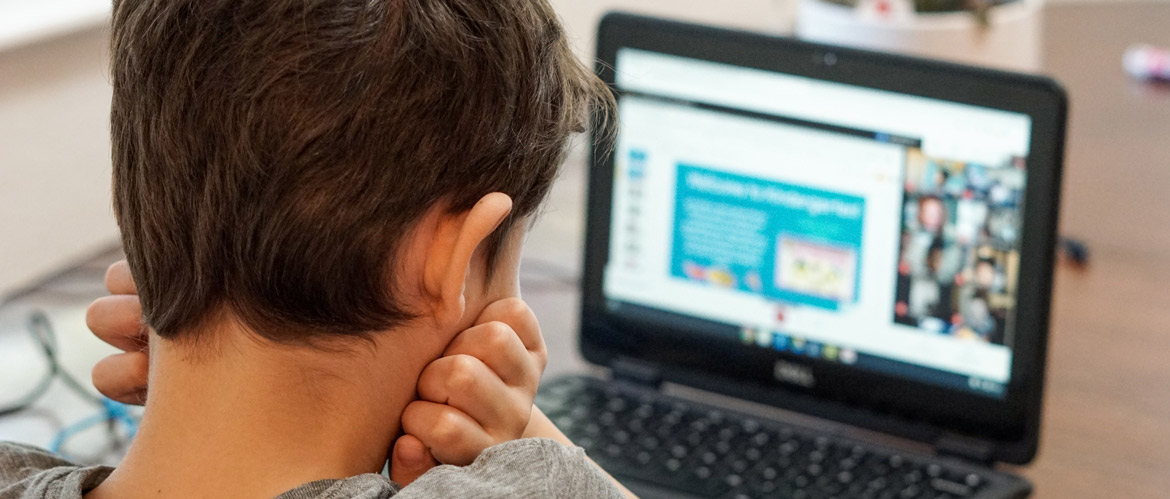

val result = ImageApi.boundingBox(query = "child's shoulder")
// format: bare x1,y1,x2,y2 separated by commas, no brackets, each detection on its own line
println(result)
0,439,620,499
0,441,111,498
286,439,620,499
395,439,622,499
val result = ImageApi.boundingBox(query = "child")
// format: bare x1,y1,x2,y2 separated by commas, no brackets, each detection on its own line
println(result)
0,0,627,497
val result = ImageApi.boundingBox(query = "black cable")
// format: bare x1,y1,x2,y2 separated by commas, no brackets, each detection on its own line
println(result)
1059,236,1090,266
31,311,102,406
0,314,60,418
0,311,102,418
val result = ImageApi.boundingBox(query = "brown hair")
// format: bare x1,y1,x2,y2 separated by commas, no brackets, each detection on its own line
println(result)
109,0,613,343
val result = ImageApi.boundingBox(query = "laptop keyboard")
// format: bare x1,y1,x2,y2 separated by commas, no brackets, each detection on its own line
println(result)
536,377,990,499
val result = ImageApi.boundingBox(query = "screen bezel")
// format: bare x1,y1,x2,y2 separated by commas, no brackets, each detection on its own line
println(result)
580,13,1066,465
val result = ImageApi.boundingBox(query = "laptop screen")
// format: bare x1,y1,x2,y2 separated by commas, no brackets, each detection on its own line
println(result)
601,48,1034,399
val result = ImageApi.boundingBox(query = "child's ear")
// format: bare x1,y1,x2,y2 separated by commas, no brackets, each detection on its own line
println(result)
423,193,513,327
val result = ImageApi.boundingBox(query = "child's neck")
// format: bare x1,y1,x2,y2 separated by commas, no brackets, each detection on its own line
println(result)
87,323,443,499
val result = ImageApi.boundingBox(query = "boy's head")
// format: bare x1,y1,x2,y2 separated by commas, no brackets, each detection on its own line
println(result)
110,0,612,344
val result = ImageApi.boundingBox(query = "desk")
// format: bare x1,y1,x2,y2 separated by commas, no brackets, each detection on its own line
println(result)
1,3,1168,497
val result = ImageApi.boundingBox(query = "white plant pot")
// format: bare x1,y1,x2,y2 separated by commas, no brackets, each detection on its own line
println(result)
795,0,1044,73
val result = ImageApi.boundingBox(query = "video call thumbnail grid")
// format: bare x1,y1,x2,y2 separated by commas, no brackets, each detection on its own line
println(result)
893,149,1025,346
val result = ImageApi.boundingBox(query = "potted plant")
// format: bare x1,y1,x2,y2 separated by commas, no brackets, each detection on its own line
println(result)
795,0,1043,72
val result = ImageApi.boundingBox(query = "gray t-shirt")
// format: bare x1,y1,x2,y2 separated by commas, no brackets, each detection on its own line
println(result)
0,439,621,499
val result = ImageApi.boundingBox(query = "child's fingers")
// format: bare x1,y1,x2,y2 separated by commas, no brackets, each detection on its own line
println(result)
472,298,546,365
104,260,138,295
442,321,540,388
86,295,149,353
91,351,149,405
416,354,531,435
401,400,494,466
389,434,438,486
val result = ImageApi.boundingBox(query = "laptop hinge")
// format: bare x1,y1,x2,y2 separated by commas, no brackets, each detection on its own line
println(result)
610,357,663,389
935,432,996,466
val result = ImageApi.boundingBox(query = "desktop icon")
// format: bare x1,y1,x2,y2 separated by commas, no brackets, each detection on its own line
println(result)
739,327,755,345
772,333,790,352
628,150,647,179
755,329,774,348
806,341,822,358
840,348,858,365
791,337,807,354
823,344,839,362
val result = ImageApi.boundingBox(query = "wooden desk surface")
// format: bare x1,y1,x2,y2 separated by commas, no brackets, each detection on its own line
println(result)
525,4,1170,498
1027,4,1170,498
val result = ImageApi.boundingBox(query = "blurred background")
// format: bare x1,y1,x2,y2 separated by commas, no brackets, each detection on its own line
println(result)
2,0,1169,496
0,0,1162,296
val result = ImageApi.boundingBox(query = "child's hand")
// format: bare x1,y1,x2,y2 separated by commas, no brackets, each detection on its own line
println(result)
86,261,151,405
399,298,548,468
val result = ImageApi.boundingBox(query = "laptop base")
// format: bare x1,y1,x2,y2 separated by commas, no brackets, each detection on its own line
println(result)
537,375,1031,499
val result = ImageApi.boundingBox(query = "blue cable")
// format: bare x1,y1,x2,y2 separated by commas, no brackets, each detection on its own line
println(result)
49,399,139,457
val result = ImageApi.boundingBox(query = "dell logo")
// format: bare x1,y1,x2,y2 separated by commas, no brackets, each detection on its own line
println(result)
773,360,815,388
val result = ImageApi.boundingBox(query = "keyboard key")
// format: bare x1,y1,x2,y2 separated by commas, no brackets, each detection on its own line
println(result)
627,418,645,433
760,466,778,481
750,431,770,446
613,430,630,444
700,451,718,465
927,463,943,478
635,451,652,465
724,474,743,488
714,440,732,455
930,478,972,497
720,425,738,439
636,435,660,451
964,473,983,488
809,450,827,463
634,403,654,419
900,484,923,498
603,443,621,457
606,397,627,412
779,440,799,455
694,465,712,480
807,463,824,476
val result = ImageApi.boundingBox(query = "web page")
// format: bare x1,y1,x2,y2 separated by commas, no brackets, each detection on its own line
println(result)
602,49,1033,397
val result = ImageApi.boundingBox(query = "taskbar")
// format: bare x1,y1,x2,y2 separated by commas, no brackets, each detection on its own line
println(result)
605,299,1007,399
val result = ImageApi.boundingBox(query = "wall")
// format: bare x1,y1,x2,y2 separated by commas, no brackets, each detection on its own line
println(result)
552,0,789,56
0,26,116,296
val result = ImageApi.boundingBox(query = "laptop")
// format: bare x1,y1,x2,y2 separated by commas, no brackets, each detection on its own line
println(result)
535,12,1066,499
